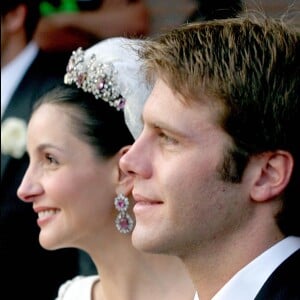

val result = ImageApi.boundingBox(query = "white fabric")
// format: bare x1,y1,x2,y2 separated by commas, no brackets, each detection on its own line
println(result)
1,42,38,119
194,236,300,300
70,37,151,139
55,275,99,300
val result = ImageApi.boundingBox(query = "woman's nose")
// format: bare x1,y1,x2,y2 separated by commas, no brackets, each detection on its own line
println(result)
17,169,43,202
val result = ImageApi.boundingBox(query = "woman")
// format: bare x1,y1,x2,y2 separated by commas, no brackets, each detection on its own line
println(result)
17,37,195,300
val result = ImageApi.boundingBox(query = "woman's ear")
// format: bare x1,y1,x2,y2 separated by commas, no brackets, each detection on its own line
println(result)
116,146,133,195
250,151,294,202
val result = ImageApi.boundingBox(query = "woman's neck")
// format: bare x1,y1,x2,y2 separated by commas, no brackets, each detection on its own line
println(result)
88,232,195,300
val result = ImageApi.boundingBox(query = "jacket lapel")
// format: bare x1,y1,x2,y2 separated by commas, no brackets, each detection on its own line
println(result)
1,51,44,180
255,249,300,299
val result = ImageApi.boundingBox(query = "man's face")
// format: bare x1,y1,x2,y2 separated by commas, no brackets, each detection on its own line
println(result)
120,79,249,258
1,4,27,66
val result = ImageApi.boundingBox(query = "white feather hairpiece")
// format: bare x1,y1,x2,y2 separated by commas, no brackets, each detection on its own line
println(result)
64,37,151,139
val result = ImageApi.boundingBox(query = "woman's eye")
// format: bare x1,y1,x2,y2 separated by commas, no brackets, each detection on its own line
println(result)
45,153,58,165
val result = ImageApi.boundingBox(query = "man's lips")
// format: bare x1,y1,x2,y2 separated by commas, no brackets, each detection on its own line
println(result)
132,193,163,214
132,192,163,204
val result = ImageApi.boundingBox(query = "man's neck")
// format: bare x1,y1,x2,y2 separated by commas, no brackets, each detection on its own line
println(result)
1,34,28,67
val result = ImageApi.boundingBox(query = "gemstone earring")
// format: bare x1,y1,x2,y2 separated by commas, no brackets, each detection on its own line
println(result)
114,193,134,234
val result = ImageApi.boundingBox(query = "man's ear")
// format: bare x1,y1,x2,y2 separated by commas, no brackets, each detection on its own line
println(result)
250,151,294,202
116,146,133,195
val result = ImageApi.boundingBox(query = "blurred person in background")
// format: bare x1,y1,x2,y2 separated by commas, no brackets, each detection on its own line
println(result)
186,0,244,22
34,0,150,52
1,1,79,299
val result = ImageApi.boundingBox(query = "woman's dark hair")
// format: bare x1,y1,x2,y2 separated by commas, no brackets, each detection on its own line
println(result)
33,84,134,158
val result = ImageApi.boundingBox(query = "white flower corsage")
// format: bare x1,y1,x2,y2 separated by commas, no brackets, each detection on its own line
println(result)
1,117,27,159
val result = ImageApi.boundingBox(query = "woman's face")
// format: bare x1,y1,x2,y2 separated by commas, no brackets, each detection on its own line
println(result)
18,103,119,250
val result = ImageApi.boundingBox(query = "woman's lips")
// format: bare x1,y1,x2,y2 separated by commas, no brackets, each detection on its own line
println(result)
34,207,60,226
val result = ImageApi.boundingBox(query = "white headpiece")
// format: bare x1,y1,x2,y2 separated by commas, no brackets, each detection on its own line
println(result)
64,37,151,139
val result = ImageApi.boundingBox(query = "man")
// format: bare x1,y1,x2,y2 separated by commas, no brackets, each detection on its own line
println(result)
1,1,79,299
120,16,300,299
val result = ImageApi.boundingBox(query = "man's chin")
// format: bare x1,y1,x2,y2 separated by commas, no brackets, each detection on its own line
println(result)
131,227,165,254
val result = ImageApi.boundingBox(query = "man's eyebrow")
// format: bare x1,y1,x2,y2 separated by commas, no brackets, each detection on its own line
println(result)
147,118,190,138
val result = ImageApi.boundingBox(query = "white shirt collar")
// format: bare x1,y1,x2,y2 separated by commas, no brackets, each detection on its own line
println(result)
194,236,300,300
1,41,38,119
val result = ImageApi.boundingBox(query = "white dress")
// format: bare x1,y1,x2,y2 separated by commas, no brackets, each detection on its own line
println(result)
55,275,99,300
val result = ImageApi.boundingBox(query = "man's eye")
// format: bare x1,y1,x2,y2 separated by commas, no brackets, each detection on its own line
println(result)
158,132,178,145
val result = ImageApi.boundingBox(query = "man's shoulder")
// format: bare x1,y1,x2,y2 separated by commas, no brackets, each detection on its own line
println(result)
31,50,70,77
18,50,70,99
5,50,70,122
255,249,300,299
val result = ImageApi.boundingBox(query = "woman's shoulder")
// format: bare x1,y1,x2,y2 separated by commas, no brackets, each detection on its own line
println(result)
55,275,100,300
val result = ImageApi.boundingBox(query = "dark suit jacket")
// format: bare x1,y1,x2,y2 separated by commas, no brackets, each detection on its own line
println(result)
255,249,300,300
1,50,79,300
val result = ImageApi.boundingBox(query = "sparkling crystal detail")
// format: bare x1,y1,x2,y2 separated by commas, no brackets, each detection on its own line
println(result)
115,212,134,234
64,47,126,110
114,193,129,212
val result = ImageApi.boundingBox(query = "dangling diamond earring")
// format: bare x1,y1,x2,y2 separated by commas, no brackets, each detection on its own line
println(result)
114,193,134,234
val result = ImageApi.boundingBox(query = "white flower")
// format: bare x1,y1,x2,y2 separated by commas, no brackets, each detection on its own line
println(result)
1,117,27,159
